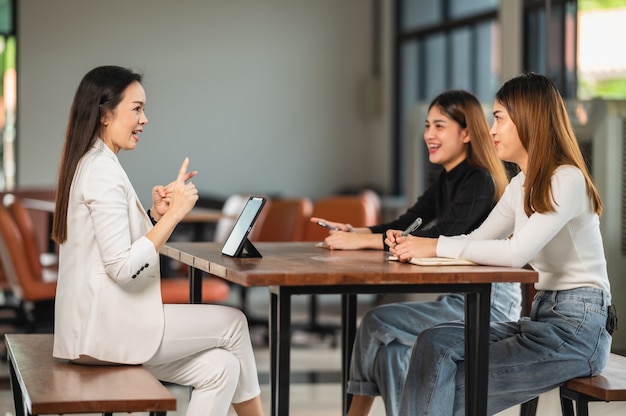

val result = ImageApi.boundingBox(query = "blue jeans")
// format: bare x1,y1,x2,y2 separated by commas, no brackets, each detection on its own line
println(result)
347,282,522,415
399,287,613,416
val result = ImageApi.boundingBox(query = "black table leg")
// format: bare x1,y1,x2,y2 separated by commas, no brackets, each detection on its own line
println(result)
341,294,358,415
269,291,278,415
270,287,292,416
189,267,203,304
8,356,25,416
465,285,492,416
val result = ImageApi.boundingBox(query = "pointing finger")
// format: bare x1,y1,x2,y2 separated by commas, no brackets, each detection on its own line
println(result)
176,157,190,184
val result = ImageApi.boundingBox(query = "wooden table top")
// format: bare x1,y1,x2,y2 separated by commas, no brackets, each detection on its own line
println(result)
161,241,538,288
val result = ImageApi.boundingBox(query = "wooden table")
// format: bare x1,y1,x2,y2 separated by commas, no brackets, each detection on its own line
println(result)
160,241,538,416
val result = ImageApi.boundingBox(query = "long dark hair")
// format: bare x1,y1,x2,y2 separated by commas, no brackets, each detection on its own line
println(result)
495,72,602,216
429,90,509,202
52,66,143,243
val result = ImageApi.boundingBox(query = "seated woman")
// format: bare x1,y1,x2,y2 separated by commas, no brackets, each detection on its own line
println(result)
313,90,519,415
52,66,264,416
392,73,613,415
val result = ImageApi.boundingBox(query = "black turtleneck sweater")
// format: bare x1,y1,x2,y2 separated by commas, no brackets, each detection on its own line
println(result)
370,160,496,247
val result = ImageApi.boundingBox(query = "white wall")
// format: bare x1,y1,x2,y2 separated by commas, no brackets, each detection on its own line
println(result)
17,0,392,205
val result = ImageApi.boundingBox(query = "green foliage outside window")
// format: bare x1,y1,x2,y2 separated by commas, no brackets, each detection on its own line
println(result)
578,0,626,99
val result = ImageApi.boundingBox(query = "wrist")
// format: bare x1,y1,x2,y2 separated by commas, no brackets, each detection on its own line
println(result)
147,208,161,225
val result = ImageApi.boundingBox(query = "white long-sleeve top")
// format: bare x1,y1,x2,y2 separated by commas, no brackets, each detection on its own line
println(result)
437,165,610,292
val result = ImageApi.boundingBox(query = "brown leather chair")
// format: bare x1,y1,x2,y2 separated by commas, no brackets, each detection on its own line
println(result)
5,194,229,306
256,197,313,242
299,194,381,345
237,197,314,337
0,204,56,330
4,194,58,282
161,194,273,305
303,194,380,242
160,275,230,304
214,194,269,243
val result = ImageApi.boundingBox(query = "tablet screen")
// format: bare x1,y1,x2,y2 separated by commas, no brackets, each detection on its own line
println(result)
221,196,266,257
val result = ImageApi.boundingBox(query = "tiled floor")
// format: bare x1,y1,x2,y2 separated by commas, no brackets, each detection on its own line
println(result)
1,289,625,415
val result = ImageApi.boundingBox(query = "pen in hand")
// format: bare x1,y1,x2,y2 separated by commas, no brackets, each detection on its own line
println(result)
389,217,423,248
401,217,423,236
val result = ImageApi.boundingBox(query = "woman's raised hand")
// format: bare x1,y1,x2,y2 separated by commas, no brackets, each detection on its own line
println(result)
165,158,198,222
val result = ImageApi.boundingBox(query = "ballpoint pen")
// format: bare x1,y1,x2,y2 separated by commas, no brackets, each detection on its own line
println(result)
400,217,423,236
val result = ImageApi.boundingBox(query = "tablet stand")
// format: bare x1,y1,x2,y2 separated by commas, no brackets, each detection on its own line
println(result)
237,238,262,258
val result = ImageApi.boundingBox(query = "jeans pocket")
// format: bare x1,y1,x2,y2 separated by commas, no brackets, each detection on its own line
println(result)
589,327,612,376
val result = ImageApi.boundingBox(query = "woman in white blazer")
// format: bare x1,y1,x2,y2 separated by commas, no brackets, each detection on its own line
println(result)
51,66,264,416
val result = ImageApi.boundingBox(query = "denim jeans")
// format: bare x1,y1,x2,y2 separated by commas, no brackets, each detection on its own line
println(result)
347,282,521,415
399,287,612,416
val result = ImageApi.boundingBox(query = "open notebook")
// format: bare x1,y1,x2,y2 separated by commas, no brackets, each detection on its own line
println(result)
387,255,475,266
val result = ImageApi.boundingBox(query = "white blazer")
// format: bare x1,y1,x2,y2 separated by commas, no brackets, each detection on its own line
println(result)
53,139,164,364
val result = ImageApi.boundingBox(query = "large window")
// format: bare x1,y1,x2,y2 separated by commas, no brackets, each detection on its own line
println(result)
392,0,594,199
393,0,500,196
524,0,578,98
0,0,15,190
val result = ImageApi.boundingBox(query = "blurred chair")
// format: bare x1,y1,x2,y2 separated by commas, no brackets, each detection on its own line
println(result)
5,194,228,308
214,194,268,243
163,194,271,307
300,193,381,346
0,204,56,331
161,194,251,304
4,194,58,282
359,188,383,224
304,193,380,241
160,276,230,304
239,197,313,340
256,197,313,242
0,256,22,328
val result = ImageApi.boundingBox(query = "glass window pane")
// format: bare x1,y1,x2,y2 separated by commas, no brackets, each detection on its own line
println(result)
423,34,446,99
474,21,499,102
525,9,547,75
399,41,420,191
450,28,472,90
401,0,442,31
450,0,499,19
400,41,420,117
0,0,12,34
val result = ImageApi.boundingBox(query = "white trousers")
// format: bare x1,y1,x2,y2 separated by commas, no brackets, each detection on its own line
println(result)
143,303,261,416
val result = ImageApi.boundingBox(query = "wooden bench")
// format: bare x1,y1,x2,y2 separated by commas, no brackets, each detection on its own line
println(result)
520,352,626,416
5,333,177,416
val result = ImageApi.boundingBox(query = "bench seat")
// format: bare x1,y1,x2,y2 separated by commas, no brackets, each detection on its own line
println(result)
520,352,626,416
5,333,177,416
559,352,626,416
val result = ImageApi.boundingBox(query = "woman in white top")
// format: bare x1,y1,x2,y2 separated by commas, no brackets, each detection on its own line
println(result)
387,72,614,415
52,66,263,416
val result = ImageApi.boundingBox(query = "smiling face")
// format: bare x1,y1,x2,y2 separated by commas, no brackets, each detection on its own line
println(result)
491,100,527,172
423,105,470,171
100,81,148,154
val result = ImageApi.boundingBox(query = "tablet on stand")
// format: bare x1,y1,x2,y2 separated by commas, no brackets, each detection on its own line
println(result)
221,196,266,258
